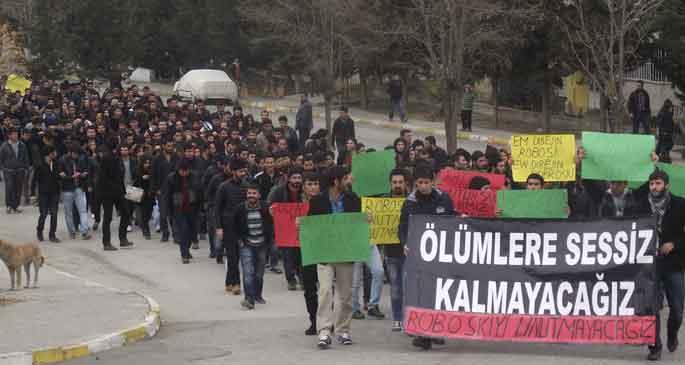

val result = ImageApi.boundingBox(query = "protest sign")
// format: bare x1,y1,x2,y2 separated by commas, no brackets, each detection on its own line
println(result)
404,216,657,344
441,187,496,218
362,197,403,244
497,189,568,219
299,213,370,266
437,169,506,191
581,132,655,181
629,163,685,198
271,202,309,247
352,150,395,197
511,134,576,182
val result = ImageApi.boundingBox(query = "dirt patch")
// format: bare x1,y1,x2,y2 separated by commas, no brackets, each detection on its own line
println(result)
0,295,23,306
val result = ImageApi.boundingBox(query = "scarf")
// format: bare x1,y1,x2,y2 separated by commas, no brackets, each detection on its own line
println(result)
648,191,671,228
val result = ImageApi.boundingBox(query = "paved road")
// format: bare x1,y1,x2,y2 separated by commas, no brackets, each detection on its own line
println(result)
0,108,681,364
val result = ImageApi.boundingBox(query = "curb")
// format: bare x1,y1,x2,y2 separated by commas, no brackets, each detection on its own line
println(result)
0,293,161,365
245,100,510,146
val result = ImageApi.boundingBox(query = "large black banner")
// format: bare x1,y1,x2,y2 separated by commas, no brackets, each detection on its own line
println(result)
404,216,658,344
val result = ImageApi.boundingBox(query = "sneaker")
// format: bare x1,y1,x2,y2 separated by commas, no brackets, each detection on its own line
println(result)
13,208,22,214
367,306,385,319
336,333,353,345
103,244,118,251
161,234,169,243
412,337,432,350
647,348,662,361
255,297,266,304
225,285,233,293
49,237,61,243
192,242,199,250
270,267,283,274
351,310,365,320
126,225,133,232
82,233,92,240
69,233,76,240
120,240,135,249
37,231,44,242
287,281,297,291
216,256,224,264
92,222,99,231
391,321,402,332
6,207,12,214
305,323,317,336
241,299,255,310
317,335,332,349
182,257,190,264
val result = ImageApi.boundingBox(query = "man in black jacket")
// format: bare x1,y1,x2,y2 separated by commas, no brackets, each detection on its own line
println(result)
202,156,226,260
598,181,642,218
165,159,200,264
642,170,685,361
267,168,305,291
0,127,30,213
152,140,178,242
216,159,248,295
96,143,134,251
332,106,355,155
398,165,455,350
310,166,360,349
35,146,61,242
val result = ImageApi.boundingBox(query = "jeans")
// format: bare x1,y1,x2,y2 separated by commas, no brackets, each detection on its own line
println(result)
158,194,176,239
267,241,279,268
240,244,268,300
101,196,130,245
3,169,25,209
37,192,59,237
62,188,90,235
389,98,406,122
23,166,34,204
633,111,651,134
283,247,302,283
352,245,384,311
174,212,195,259
652,269,685,351
385,256,405,321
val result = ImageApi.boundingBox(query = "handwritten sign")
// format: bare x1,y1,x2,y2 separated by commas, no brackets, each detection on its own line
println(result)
581,132,655,181
437,169,506,190
271,202,309,247
441,187,496,218
362,197,404,244
511,134,576,182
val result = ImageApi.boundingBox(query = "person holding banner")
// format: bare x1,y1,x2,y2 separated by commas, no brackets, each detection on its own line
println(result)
380,168,410,331
637,170,685,361
267,168,305,291
309,166,361,349
398,165,455,350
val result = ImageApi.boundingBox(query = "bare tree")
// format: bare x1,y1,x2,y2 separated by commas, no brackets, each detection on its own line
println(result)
0,22,27,76
558,0,665,132
240,0,377,147
398,0,534,153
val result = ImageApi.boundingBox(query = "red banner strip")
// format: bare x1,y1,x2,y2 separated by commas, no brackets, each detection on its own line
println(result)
403,306,655,345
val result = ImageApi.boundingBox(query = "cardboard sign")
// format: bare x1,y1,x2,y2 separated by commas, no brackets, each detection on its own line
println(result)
271,202,309,247
299,213,370,265
362,197,404,244
511,134,576,182
442,187,496,218
437,169,506,191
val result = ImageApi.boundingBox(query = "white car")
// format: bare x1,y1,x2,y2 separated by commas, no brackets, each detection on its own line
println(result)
173,69,238,104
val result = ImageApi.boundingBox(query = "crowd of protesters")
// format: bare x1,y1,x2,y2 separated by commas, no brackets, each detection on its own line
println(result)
0,79,683,360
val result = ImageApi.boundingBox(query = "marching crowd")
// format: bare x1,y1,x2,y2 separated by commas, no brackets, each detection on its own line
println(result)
0,79,683,360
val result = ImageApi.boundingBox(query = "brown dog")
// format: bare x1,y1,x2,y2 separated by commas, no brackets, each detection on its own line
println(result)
0,239,44,290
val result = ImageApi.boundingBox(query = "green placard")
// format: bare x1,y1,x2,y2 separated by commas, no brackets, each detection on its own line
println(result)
581,132,655,181
497,189,568,219
352,150,395,197
628,163,685,197
299,213,371,266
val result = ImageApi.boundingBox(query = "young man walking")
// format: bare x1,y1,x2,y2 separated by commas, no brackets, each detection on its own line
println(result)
35,146,61,243
165,159,199,264
234,184,273,309
309,166,361,349
0,127,30,214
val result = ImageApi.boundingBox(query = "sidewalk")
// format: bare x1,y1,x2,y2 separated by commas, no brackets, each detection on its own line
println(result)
0,262,160,364
244,94,685,163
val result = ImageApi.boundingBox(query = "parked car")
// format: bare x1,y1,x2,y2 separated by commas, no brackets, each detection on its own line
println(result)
173,69,238,104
